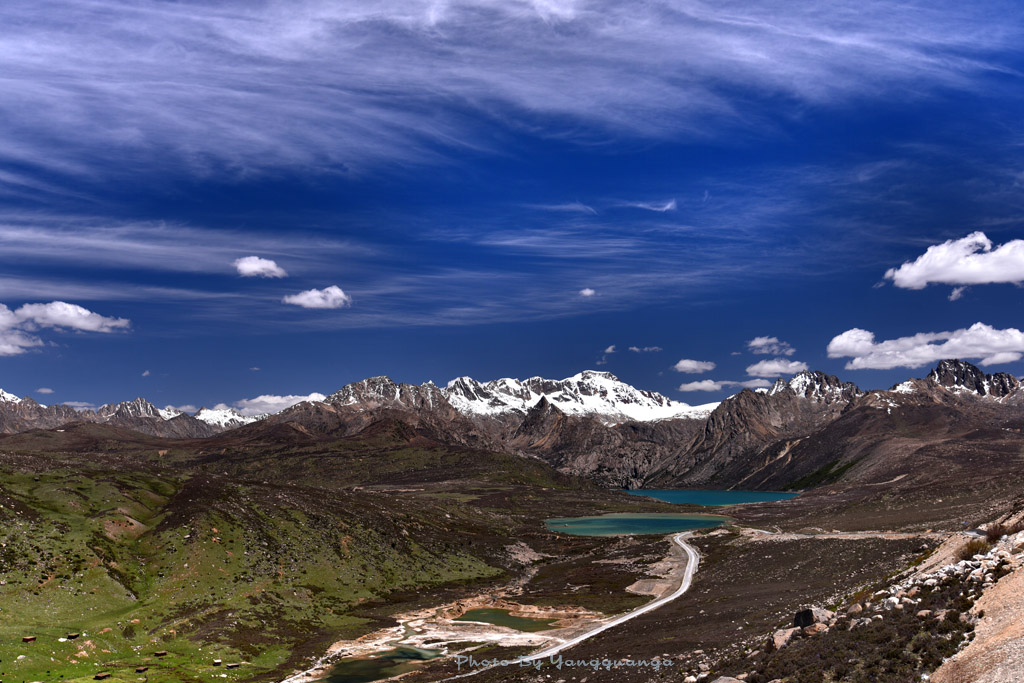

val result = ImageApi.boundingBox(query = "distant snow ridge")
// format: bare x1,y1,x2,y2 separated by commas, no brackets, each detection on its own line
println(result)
194,406,259,429
444,370,718,422
0,388,21,404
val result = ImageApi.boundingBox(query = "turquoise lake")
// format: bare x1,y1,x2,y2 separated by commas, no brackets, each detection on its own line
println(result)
545,512,727,536
624,489,799,505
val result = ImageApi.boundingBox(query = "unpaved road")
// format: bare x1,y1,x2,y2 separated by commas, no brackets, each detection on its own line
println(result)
444,531,699,680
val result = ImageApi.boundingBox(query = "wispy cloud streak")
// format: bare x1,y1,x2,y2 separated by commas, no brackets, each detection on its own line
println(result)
0,0,1018,178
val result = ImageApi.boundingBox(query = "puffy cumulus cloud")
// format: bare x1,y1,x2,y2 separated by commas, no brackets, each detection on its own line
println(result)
629,346,663,353
678,378,772,392
673,359,716,373
885,232,1024,290
282,285,352,309
747,336,795,356
14,301,130,332
0,301,130,356
579,288,596,297
827,322,1024,369
231,392,327,417
234,255,288,278
746,358,810,376
35,387,54,394
141,370,150,377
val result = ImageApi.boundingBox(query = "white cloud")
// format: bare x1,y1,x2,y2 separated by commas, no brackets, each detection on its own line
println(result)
250,367,261,371
165,404,197,414
231,392,327,417
579,288,596,297
622,199,677,212
678,379,724,392
673,359,716,374
35,387,53,394
15,301,130,332
531,202,597,215
282,285,352,309
746,358,809,376
234,256,288,278
827,322,1024,369
949,286,967,301
0,1,1010,179
64,400,96,410
141,370,150,377
885,232,1024,290
0,301,130,356
678,378,772,392
596,344,616,365
629,346,663,353
747,336,796,356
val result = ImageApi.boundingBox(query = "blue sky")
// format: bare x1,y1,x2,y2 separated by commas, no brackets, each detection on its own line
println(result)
2,0,1024,413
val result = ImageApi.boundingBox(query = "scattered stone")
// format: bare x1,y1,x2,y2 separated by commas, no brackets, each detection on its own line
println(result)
803,623,828,636
847,603,863,615
917,610,933,618
772,627,799,650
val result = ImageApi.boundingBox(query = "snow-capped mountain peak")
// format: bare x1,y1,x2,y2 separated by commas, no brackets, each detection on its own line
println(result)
97,397,162,420
194,406,258,429
443,370,717,423
768,371,862,403
0,388,21,404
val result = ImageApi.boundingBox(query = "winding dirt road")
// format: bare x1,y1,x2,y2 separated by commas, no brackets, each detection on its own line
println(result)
443,531,700,680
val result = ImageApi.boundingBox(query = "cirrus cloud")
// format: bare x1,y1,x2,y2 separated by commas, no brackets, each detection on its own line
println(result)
827,322,1024,369
885,232,1024,291
282,285,352,309
234,256,288,278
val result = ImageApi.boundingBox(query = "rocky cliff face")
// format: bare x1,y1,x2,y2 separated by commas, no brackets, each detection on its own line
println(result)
927,359,1020,398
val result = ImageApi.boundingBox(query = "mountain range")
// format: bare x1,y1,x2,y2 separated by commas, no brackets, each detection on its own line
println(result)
2,360,1022,491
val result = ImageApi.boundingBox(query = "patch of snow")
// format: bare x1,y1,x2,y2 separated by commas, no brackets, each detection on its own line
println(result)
194,407,258,429
892,381,916,395
0,388,21,403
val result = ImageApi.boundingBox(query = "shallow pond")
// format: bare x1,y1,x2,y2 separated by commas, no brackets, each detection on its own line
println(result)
544,512,726,536
322,646,442,682
454,607,557,632
625,489,798,506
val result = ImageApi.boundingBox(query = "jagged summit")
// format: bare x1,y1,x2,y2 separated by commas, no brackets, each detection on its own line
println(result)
927,359,1020,398
443,370,718,423
326,376,448,411
97,397,162,420
768,371,862,403
0,388,21,404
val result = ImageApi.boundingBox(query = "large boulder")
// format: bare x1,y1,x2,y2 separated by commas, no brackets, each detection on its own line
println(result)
772,627,799,650
793,606,835,628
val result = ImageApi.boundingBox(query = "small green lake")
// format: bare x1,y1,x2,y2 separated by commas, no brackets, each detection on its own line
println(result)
454,607,557,632
625,489,799,506
545,512,727,537
322,646,442,682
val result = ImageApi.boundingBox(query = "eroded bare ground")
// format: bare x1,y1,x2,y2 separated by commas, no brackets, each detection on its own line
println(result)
407,528,939,682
